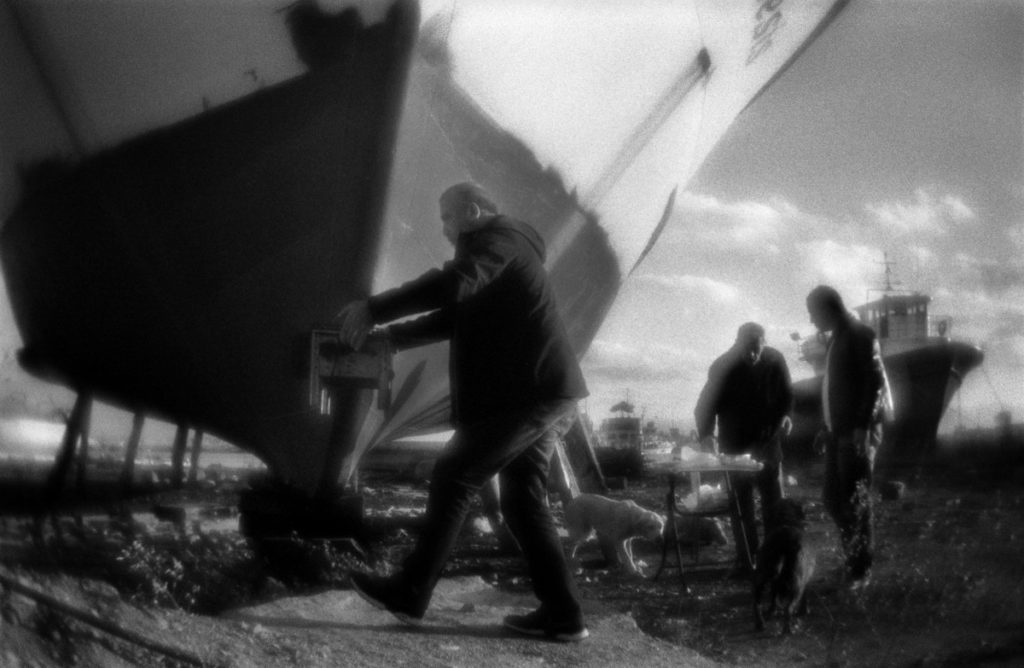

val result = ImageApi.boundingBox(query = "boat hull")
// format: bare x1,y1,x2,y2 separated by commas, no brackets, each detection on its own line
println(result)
1,0,852,494
0,1,621,493
789,341,984,462
1,2,421,493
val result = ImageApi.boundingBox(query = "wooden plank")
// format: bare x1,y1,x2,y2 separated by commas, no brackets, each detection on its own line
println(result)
187,429,204,483
43,392,90,506
120,412,145,493
73,394,93,492
170,423,188,488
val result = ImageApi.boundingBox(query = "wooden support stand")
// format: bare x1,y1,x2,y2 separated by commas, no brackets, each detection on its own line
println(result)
240,329,396,546
310,329,393,497
41,392,92,513
170,422,188,489
309,329,393,414
73,394,93,492
187,429,204,483
119,412,145,494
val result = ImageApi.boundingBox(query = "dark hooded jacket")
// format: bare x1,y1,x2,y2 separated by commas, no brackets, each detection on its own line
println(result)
367,215,588,425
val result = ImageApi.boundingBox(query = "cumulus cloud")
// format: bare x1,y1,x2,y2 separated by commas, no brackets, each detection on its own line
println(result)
795,240,882,299
581,338,698,383
865,188,976,236
670,191,813,254
987,309,1024,344
906,244,937,268
1006,334,1024,364
633,273,739,303
1009,222,1024,264
947,250,1024,293
927,285,1024,347
980,264,1024,293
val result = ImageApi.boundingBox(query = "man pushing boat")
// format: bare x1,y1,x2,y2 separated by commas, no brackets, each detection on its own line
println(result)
336,182,590,641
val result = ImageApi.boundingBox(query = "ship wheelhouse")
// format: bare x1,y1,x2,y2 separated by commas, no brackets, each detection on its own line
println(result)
797,290,956,374
854,293,953,356
790,264,985,460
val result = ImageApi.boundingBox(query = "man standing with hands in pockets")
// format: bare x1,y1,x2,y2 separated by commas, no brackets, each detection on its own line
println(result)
805,285,891,591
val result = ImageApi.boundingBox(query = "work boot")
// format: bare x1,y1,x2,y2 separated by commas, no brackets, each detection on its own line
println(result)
351,572,426,626
503,607,589,642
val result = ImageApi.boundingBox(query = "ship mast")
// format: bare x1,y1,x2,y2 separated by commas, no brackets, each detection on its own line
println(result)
867,252,902,303
880,252,899,292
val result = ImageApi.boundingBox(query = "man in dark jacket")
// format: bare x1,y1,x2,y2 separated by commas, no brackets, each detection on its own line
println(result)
338,183,589,641
694,322,793,573
806,285,890,590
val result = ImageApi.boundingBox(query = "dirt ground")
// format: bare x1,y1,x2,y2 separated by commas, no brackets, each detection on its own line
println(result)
1,448,1023,667
589,454,1024,667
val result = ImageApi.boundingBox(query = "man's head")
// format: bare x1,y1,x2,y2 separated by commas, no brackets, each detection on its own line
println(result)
806,285,846,333
735,321,766,365
439,182,498,245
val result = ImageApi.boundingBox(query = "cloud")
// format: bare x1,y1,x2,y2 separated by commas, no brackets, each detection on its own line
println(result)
581,338,698,383
987,309,1024,344
906,244,937,268
865,188,976,236
633,273,739,303
1009,222,1024,264
948,250,1024,294
670,191,813,254
1005,334,1024,366
928,284,1024,349
795,240,882,299
979,264,1024,293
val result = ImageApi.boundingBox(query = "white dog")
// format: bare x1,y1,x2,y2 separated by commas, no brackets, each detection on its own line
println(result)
564,494,665,574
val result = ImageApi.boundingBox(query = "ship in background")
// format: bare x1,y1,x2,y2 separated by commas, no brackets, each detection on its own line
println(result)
790,259,985,462
0,0,851,501
594,399,645,479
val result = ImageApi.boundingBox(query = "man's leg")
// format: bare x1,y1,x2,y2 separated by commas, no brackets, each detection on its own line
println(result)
479,475,519,553
497,401,581,622
843,425,879,581
501,417,588,640
822,433,843,529
351,433,488,622
499,416,582,627
479,474,502,531
728,472,757,570
757,458,784,534
822,432,856,585
375,401,576,611
832,427,878,584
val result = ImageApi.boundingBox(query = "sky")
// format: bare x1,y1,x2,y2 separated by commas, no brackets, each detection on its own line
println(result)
0,0,1021,447
579,0,1024,433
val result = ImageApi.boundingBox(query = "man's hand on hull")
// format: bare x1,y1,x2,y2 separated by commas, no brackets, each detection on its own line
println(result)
336,300,372,350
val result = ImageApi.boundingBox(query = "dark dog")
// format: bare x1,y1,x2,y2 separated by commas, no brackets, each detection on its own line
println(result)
753,498,815,634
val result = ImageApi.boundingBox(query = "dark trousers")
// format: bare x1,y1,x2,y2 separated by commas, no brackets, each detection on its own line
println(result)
727,443,783,566
401,399,582,620
823,424,881,578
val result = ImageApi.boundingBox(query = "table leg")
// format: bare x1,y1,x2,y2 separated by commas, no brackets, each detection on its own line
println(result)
654,477,675,581
653,475,690,593
690,471,701,564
